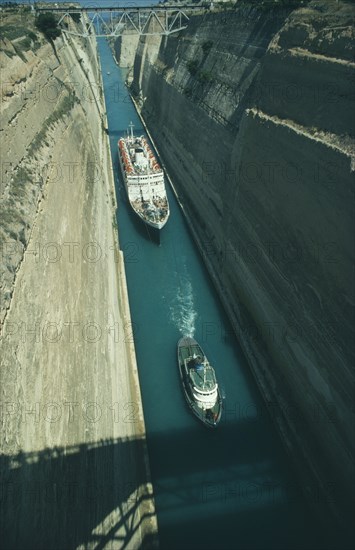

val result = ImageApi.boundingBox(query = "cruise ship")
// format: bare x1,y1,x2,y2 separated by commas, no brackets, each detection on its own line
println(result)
118,123,169,231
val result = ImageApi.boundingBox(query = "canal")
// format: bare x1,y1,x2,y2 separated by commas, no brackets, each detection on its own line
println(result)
98,38,324,550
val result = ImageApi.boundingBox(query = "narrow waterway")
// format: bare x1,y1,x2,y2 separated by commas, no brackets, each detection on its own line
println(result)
98,39,324,550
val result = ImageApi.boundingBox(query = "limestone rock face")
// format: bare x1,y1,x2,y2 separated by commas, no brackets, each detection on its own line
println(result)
113,32,140,69
129,0,355,537
0,16,157,549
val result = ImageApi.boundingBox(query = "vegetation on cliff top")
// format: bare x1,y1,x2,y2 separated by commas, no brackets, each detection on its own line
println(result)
202,40,213,55
35,13,61,41
186,40,215,86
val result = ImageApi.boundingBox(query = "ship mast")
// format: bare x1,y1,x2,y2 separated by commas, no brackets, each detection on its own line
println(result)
129,121,134,140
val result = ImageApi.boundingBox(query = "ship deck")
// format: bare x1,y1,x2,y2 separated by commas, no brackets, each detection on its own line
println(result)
178,338,217,392
189,365,216,392
130,166,163,176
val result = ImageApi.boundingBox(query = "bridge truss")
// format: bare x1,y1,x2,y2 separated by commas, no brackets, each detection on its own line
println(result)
36,6,193,38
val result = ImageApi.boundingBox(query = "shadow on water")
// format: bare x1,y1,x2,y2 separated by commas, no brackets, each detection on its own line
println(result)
120,201,160,247
0,421,346,550
146,422,340,550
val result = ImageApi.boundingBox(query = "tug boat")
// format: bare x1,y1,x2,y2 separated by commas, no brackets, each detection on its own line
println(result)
118,122,169,231
177,337,223,428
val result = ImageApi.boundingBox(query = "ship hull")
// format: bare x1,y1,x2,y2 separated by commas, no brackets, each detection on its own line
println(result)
177,337,223,428
117,134,169,231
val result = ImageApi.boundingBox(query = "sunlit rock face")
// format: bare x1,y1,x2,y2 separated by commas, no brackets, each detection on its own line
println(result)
126,0,355,537
0,13,157,550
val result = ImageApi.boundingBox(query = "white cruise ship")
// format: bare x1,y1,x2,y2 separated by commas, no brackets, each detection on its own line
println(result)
118,123,169,230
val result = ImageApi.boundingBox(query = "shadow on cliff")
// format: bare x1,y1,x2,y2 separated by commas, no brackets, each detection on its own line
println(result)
0,436,156,550
48,37,61,65
226,6,296,132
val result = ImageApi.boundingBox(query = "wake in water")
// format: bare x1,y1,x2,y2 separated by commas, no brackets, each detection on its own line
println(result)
169,276,197,338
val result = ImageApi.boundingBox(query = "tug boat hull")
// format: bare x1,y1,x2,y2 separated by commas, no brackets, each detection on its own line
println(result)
177,337,223,428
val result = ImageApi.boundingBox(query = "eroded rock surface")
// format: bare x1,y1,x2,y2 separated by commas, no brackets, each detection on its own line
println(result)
126,0,355,540
0,13,157,549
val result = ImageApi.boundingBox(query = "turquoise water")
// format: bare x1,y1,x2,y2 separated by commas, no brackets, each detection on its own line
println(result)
98,39,325,550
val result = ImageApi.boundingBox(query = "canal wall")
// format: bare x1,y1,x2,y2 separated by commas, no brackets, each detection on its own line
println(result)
0,12,157,549
122,0,355,540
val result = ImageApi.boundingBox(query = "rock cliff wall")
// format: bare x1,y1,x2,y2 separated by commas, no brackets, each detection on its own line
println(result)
0,18,103,327
113,32,139,70
127,0,354,540
0,13,157,549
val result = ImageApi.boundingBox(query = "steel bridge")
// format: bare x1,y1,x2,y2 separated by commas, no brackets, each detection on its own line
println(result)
35,5,204,38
